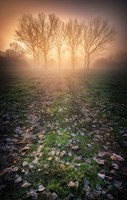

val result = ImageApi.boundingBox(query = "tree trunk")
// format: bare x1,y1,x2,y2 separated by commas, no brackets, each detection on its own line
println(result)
44,53,47,68
58,49,61,68
87,53,90,71
84,52,90,71
71,51,75,70
34,51,40,68
84,52,87,70
36,55,40,68
33,52,36,68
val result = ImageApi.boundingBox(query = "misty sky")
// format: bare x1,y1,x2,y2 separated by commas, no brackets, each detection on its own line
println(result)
0,0,127,53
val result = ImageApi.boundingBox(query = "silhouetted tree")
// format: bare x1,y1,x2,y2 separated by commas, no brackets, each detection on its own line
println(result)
15,14,39,67
82,17,116,70
9,42,25,57
14,13,117,71
65,19,82,69
53,19,65,67
36,13,59,68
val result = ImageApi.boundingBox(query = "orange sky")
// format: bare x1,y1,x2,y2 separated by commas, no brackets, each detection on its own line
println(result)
0,0,127,54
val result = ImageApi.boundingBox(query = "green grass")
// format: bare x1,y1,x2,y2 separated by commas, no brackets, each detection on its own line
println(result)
19,122,102,198
24,159,100,198
1,71,127,199
2,188,27,200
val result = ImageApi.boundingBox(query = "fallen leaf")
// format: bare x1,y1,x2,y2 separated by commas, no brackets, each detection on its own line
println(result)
56,150,60,156
10,166,19,172
80,132,85,136
112,163,119,170
97,173,105,179
32,158,39,165
13,160,17,164
68,152,72,157
21,181,31,188
107,194,113,199
113,180,122,189
110,169,116,174
71,146,79,150
60,150,66,157
26,190,38,199
93,157,105,165
96,184,102,191
15,175,22,183
60,164,65,171
50,150,56,156
67,181,79,189
98,152,110,157
48,192,58,199
87,144,92,147
83,178,90,192
83,178,89,187
55,156,60,161
22,161,28,167
37,145,44,153
110,153,124,161
20,146,30,152
47,157,53,161
38,184,45,192
38,134,43,140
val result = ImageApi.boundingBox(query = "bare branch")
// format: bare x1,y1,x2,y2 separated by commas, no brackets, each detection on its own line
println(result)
65,19,82,69
82,17,116,70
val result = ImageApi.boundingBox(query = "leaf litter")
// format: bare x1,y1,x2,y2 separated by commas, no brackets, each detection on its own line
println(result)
0,72,127,200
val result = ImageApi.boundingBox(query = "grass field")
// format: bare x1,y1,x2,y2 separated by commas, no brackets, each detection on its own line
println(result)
0,69,127,200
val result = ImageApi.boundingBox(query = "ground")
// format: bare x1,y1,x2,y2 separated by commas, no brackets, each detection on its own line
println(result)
0,69,127,200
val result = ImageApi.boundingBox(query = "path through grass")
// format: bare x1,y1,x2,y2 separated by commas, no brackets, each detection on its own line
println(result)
0,70,127,200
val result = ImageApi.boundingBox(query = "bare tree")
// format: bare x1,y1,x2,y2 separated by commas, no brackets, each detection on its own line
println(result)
14,13,116,71
15,14,39,67
82,17,116,70
9,42,25,57
36,13,58,68
53,19,65,67
65,19,82,69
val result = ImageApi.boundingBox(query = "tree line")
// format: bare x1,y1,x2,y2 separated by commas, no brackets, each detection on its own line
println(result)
10,13,116,70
